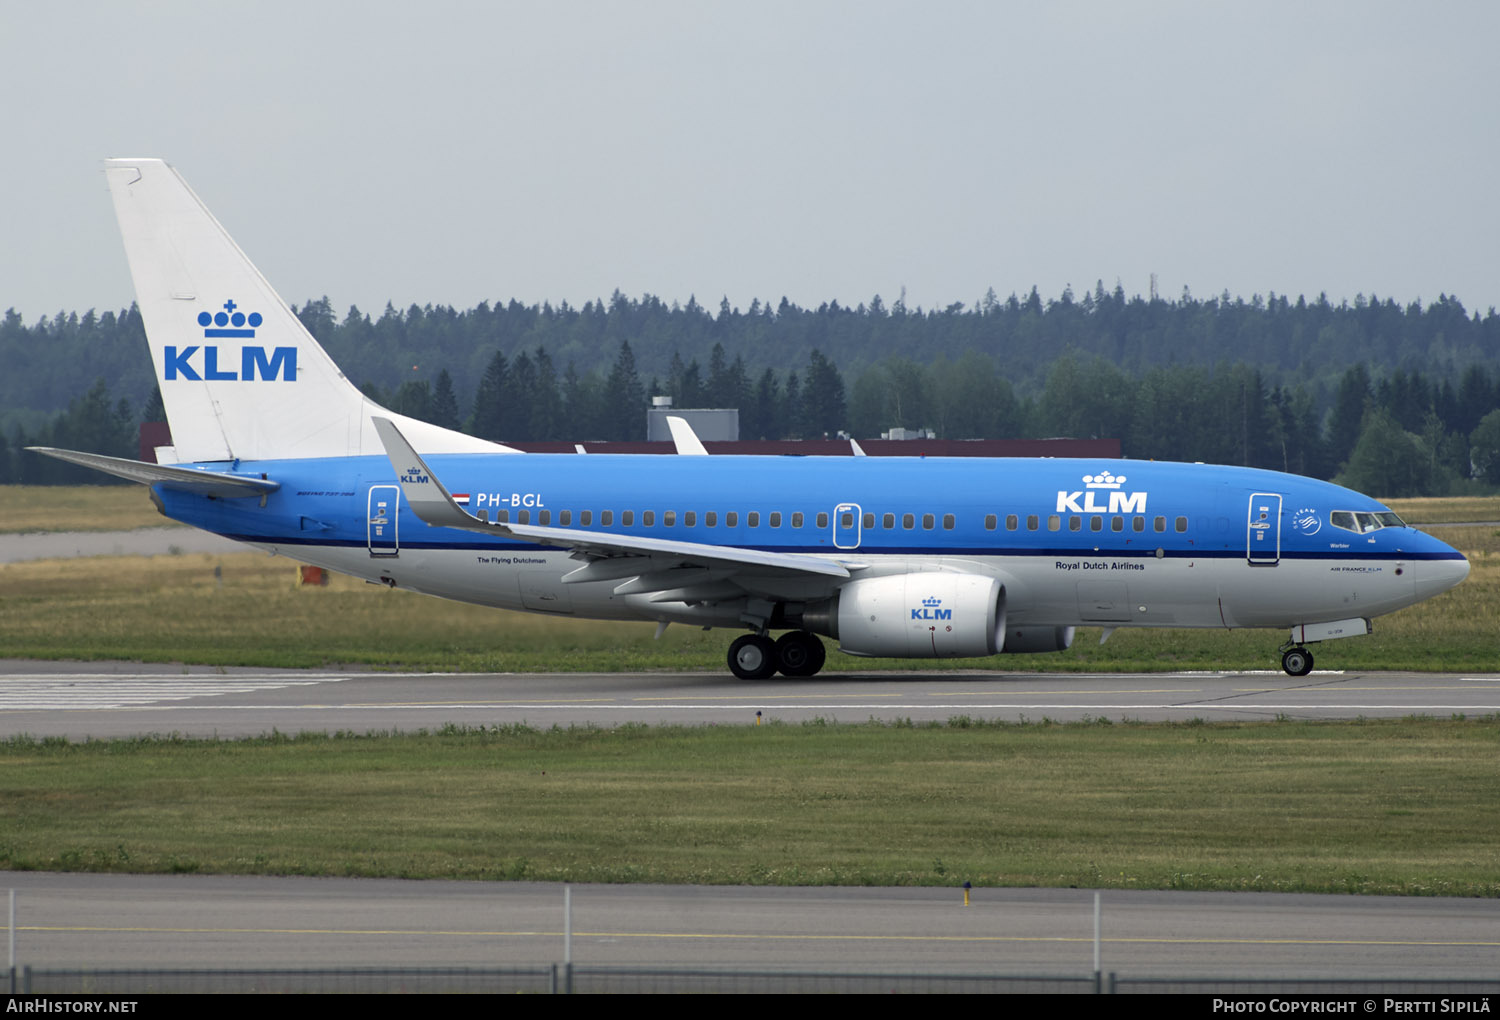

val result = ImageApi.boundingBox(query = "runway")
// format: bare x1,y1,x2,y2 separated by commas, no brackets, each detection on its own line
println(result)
6,662,1499,985
5,872,1499,980
1,661,1498,739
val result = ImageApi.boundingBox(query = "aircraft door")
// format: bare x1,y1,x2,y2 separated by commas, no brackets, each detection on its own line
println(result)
368,485,400,557
1247,492,1281,565
833,502,862,549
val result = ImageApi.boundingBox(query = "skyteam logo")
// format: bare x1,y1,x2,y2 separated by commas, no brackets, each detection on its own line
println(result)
1291,507,1322,536
1056,470,1147,514
911,596,952,621
163,300,296,382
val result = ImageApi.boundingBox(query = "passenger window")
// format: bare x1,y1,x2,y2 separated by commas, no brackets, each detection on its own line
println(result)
497,510,510,524
580,510,592,526
559,510,570,526
792,512,803,528
705,511,716,527
942,514,955,530
748,512,760,527
727,512,738,527
840,512,853,528
663,511,675,526
539,510,551,525
1154,516,1165,532
622,511,633,526
1111,517,1123,532
1046,515,1058,531
600,510,612,526
1007,514,1019,531
1132,516,1144,532
769,512,781,528
1069,516,1081,532
922,514,934,530
684,511,696,527
985,514,997,530
863,513,874,529
1174,516,1187,532
883,513,895,529
1090,516,1102,532
816,512,828,529
643,511,655,526
903,514,915,529
518,510,530,524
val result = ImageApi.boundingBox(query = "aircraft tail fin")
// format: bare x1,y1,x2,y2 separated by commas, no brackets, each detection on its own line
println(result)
103,159,518,463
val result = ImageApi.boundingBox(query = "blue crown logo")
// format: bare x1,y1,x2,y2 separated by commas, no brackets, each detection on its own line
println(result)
922,596,942,607
198,299,262,339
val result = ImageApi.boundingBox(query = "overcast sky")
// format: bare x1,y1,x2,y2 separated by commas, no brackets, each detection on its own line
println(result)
3,1,1497,323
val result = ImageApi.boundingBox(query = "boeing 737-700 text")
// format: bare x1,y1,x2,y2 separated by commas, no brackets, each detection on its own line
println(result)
32,160,1470,679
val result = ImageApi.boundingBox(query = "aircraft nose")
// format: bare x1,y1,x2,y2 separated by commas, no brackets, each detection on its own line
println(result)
1413,547,1470,600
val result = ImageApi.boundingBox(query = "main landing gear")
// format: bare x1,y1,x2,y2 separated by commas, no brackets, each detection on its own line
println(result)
727,630,827,680
1280,646,1314,677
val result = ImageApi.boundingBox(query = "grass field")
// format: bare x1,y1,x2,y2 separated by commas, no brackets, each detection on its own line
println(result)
0,485,163,533
2,488,1496,894
2,718,1497,894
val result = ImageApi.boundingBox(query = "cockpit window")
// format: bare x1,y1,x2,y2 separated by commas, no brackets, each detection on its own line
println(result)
1330,510,1405,534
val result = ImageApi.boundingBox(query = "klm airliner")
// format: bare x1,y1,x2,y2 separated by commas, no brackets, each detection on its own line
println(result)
33,159,1470,679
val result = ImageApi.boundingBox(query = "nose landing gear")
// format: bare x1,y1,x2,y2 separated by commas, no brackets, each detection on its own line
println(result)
1280,645,1314,677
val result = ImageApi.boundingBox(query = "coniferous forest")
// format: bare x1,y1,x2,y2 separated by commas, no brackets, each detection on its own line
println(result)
3,282,1499,497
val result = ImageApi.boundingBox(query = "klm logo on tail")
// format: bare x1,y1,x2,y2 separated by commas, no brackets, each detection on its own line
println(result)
164,300,297,381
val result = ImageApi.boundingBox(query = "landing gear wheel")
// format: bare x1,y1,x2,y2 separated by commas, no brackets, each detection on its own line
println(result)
775,631,826,677
728,634,778,680
1281,647,1314,677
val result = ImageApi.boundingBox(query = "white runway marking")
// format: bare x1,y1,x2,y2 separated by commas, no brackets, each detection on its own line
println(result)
0,675,346,710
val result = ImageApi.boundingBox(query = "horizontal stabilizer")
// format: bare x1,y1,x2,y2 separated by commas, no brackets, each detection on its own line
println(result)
26,447,279,498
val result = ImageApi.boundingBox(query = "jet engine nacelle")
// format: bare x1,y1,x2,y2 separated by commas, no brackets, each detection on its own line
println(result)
1000,625,1076,654
836,573,1005,658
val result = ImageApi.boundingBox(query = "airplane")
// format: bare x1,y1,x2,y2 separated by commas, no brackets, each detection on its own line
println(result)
32,159,1470,680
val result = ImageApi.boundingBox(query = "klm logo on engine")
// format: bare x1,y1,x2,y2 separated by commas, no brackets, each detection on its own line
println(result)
1056,470,1147,514
911,596,952,621
163,299,298,381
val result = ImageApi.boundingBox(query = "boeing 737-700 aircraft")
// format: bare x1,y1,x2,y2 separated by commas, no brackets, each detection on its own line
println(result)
33,159,1470,679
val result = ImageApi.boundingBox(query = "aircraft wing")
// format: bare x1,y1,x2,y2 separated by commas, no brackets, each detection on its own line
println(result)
26,447,280,498
371,418,852,589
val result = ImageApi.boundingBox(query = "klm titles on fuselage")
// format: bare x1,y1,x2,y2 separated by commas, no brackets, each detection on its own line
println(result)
1056,471,1147,515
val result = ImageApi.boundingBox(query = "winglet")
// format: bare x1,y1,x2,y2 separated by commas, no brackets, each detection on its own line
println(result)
371,417,486,529
665,416,709,455
850,438,867,457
